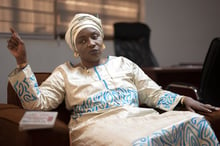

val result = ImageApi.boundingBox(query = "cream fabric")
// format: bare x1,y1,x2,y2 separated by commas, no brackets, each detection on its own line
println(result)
8,56,219,145
8,56,182,112
69,107,218,146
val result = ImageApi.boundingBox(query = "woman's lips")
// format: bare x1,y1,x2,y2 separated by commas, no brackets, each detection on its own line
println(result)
89,49,100,55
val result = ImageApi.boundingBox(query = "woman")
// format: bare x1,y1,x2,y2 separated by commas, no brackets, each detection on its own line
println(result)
7,13,219,145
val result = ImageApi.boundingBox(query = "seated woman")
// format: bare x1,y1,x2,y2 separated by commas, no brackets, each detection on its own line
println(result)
7,13,219,145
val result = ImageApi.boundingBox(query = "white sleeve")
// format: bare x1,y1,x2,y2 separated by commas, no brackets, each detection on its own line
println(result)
132,63,182,111
8,65,65,111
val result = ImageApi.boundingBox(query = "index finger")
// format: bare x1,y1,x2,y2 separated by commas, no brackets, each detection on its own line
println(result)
9,27,22,41
204,104,220,111
10,27,16,34
9,27,19,38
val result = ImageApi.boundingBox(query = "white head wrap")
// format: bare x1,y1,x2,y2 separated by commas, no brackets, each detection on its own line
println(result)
65,13,104,51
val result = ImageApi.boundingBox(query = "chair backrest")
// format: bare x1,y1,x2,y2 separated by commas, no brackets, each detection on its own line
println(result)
113,22,159,67
199,38,220,106
7,72,70,124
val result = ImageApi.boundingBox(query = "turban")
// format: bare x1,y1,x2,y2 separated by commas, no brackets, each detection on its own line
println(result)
65,13,104,51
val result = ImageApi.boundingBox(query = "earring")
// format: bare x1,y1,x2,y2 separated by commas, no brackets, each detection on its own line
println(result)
74,52,79,58
102,43,106,49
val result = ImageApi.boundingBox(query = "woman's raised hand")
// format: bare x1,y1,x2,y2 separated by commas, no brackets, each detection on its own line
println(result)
7,28,27,67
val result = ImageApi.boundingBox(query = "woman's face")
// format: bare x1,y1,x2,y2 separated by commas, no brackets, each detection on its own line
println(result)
75,27,104,65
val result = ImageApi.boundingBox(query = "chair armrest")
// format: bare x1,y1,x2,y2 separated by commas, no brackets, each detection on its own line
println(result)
166,83,200,100
197,110,220,141
0,103,69,146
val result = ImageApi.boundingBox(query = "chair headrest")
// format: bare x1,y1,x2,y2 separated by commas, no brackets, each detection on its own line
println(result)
114,22,150,40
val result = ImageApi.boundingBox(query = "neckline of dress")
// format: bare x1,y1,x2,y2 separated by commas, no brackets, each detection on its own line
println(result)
81,56,109,69
69,56,110,71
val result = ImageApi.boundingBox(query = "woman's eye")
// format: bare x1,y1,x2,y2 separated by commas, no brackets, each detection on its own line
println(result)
92,34,98,39
79,39,86,44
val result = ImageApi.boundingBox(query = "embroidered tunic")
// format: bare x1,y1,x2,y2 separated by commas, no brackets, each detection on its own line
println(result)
8,56,219,145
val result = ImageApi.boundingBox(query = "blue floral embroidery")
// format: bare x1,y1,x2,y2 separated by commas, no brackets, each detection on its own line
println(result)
72,88,139,118
13,75,38,103
157,93,177,109
30,74,40,95
132,117,219,146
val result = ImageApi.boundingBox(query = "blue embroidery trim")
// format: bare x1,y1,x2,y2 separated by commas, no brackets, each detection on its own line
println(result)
13,74,38,103
132,117,219,146
94,67,101,80
94,66,110,90
30,74,40,95
157,93,178,109
72,88,139,118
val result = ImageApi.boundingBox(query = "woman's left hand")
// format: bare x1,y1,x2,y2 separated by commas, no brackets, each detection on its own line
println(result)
182,96,220,113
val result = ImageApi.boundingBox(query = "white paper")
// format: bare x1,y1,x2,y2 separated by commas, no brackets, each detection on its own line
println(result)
19,111,58,131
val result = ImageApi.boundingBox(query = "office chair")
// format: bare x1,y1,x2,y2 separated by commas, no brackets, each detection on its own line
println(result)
198,37,220,106
113,22,159,67
167,37,220,106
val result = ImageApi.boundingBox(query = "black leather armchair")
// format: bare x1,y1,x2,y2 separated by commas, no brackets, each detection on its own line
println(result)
167,37,220,106
165,38,220,140
198,37,220,106
113,22,159,67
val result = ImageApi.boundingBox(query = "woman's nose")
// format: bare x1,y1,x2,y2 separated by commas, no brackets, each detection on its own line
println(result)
87,38,95,47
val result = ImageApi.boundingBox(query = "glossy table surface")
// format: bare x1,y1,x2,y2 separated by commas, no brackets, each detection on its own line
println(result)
142,65,202,88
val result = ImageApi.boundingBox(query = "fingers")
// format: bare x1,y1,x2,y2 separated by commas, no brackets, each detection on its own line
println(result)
10,27,19,38
204,104,220,111
215,107,220,110
183,96,220,113
186,107,195,113
7,28,23,50
7,37,19,50
10,27,15,34
9,27,22,40
184,98,212,113
196,103,217,113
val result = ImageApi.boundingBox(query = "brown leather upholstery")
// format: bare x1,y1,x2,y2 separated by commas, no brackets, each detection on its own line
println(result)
201,110,220,141
1,73,70,146
7,72,70,124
